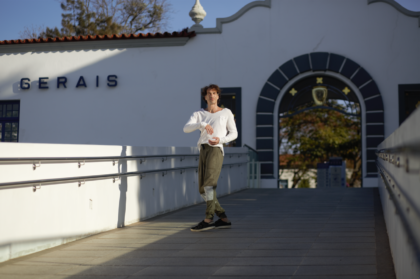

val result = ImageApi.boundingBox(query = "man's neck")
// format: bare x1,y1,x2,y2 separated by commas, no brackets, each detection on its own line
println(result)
206,104,220,113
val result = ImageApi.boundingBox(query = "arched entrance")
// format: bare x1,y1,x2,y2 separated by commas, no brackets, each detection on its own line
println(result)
279,75,362,188
256,52,384,187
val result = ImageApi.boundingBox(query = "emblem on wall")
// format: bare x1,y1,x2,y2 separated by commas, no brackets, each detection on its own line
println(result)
312,86,328,106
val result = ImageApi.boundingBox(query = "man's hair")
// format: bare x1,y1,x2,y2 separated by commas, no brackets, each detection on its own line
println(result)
201,84,222,104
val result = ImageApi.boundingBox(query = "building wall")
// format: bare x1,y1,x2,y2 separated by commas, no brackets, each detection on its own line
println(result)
0,0,418,181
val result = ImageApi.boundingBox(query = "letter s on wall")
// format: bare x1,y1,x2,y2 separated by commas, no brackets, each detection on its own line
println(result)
21,78,30,90
107,75,117,87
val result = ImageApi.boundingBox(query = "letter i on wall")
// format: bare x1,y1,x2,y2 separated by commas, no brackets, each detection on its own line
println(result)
96,76,99,87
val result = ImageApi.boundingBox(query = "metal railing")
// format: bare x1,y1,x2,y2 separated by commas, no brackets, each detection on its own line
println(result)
376,145,420,173
243,144,260,188
0,153,248,191
0,153,245,169
376,147,420,265
0,162,248,191
248,161,261,188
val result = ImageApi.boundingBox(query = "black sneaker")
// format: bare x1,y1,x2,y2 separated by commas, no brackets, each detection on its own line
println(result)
215,219,232,229
190,220,215,232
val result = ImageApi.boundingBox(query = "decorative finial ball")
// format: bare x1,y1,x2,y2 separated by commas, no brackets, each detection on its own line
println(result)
189,0,207,25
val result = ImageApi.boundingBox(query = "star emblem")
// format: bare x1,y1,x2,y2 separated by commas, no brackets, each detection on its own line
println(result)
289,88,297,96
316,77,323,84
342,87,351,95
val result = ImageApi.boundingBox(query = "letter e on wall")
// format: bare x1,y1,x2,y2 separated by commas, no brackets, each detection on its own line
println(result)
39,77,49,89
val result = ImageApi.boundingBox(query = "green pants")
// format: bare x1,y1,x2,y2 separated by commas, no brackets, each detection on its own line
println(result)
199,144,227,220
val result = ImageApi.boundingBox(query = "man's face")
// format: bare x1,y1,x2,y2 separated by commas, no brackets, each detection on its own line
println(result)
205,88,219,105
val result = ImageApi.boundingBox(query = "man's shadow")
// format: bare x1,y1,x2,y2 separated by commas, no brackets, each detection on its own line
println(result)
117,146,128,228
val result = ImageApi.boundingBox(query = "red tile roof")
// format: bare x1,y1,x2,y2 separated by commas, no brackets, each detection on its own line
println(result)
0,29,196,46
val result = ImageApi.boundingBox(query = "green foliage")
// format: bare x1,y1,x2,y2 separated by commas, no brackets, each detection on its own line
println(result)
38,0,122,38
279,103,361,188
21,0,171,39
121,0,167,33
298,179,310,188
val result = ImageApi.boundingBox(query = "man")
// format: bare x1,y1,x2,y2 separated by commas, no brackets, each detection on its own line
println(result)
183,84,238,232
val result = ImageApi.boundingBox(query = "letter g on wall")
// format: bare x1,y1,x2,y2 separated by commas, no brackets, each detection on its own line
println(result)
20,78,30,90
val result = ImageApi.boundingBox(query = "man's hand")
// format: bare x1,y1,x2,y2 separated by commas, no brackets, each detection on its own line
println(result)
209,137,220,145
205,124,213,135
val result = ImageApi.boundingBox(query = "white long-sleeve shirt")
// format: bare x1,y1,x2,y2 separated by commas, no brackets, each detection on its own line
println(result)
183,108,238,156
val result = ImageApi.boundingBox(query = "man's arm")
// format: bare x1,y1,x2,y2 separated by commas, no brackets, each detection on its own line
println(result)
183,112,207,133
219,110,238,144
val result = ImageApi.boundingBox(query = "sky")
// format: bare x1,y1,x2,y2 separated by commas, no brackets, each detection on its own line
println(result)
0,0,419,41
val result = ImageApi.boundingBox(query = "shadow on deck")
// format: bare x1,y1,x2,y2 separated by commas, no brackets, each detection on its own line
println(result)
0,188,395,279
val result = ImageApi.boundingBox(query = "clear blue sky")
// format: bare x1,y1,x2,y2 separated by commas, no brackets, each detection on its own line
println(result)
0,0,419,41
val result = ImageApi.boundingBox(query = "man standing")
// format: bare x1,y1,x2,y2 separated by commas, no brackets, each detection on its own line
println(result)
183,84,238,232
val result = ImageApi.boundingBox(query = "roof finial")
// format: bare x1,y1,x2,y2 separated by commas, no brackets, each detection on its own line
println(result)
189,0,207,27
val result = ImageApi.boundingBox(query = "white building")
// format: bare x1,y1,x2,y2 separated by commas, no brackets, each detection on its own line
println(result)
0,0,419,188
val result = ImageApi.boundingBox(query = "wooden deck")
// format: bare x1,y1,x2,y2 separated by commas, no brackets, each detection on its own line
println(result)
0,188,396,279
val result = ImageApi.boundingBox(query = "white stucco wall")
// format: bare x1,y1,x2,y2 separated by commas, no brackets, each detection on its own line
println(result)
0,0,418,184
0,143,248,263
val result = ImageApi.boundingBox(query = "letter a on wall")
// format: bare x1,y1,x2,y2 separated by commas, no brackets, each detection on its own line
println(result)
76,76,87,88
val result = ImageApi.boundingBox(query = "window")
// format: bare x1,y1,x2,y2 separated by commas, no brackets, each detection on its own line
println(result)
0,101,20,142
399,84,420,125
201,87,242,147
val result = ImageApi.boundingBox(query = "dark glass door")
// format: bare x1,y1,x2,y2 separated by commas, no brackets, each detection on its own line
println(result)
0,101,20,142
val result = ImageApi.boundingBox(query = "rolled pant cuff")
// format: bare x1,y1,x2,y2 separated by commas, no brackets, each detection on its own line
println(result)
218,212,227,219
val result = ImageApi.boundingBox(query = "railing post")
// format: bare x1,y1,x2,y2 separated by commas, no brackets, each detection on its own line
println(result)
257,162,261,188
250,161,254,188
247,162,250,188
251,161,256,188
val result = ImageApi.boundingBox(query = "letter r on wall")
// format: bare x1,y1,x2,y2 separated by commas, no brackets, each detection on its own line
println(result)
57,77,67,88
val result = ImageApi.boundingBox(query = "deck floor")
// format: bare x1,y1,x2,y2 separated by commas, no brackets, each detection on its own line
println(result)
0,188,396,279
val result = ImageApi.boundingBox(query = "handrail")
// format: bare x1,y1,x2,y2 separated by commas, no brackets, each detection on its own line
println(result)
376,144,420,156
248,161,261,188
0,153,246,165
377,161,420,264
376,144,420,174
0,162,248,191
243,144,258,153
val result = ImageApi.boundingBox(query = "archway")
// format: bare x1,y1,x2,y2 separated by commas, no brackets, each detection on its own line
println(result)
256,52,384,187
279,75,362,188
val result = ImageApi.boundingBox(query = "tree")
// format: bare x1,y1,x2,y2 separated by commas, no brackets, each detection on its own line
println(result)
19,0,171,39
119,0,170,34
279,105,361,188
19,25,46,40
298,179,310,188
